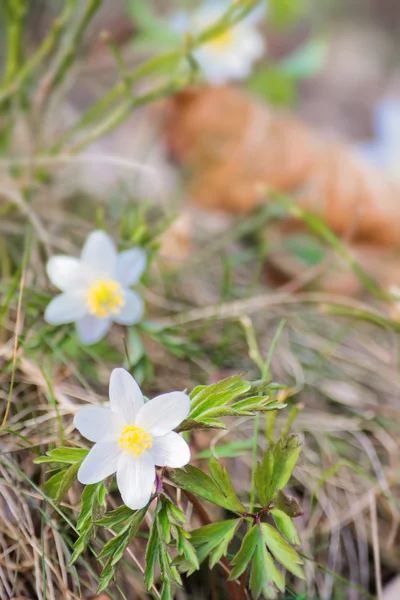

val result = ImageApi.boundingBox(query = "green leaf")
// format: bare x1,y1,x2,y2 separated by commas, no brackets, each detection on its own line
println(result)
208,456,239,501
231,395,285,415
191,520,240,568
176,528,199,570
96,559,115,593
170,466,245,513
271,435,301,492
34,446,88,464
190,381,251,419
255,450,275,507
77,484,100,530
43,470,65,499
274,490,304,518
126,0,179,46
44,462,80,502
145,515,159,590
71,483,107,564
229,525,258,580
250,539,268,599
269,0,308,28
248,66,296,107
158,506,172,544
250,535,284,599
95,505,135,528
190,375,250,412
191,520,240,544
261,523,304,579
98,506,147,561
271,509,301,545
161,579,173,600
177,417,227,432
164,497,186,524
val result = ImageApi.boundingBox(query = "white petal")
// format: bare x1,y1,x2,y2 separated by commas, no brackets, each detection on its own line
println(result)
81,230,117,276
117,451,155,510
135,392,190,436
46,256,87,291
77,441,121,484
76,315,111,345
109,367,144,423
116,248,147,287
149,432,191,468
45,292,87,324
113,290,144,325
74,406,125,442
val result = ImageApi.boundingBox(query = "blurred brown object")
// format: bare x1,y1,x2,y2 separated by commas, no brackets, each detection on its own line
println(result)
163,86,400,246
158,213,192,269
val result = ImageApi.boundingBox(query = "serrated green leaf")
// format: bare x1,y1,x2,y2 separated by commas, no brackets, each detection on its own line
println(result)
190,519,240,567
261,523,304,579
208,524,238,569
34,447,88,464
97,558,115,593
190,381,251,419
274,490,304,518
159,507,172,544
95,505,134,528
53,462,80,502
177,528,199,570
98,506,147,562
164,497,186,524
145,517,159,590
77,484,100,530
250,538,266,599
169,466,244,513
161,579,173,600
208,456,239,502
71,483,106,565
250,536,282,599
177,417,227,432
271,435,301,492
229,525,258,580
191,520,240,544
271,509,301,545
43,470,65,499
189,374,248,410
255,450,274,507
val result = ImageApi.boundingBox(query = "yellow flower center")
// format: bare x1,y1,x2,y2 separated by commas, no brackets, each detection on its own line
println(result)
86,279,125,318
119,425,152,456
209,29,234,50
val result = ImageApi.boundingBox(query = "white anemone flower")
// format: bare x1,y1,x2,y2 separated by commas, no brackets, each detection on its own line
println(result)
45,230,146,345
171,1,265,85
75,368,191,509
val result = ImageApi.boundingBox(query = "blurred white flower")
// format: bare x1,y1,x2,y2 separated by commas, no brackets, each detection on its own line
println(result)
358,99,400,178
75,368,191,509
45,230,146,345
171,1,265,85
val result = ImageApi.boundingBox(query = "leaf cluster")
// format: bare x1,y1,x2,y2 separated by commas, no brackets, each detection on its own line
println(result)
179,374,286,432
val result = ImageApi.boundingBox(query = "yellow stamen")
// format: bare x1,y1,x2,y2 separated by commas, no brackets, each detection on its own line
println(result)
119,425,152,457
209,30,234,50
86,280,125,318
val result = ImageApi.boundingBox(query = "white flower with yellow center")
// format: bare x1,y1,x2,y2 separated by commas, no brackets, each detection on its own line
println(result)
75,368,191,509
45,230,146,345
171,1,265,85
